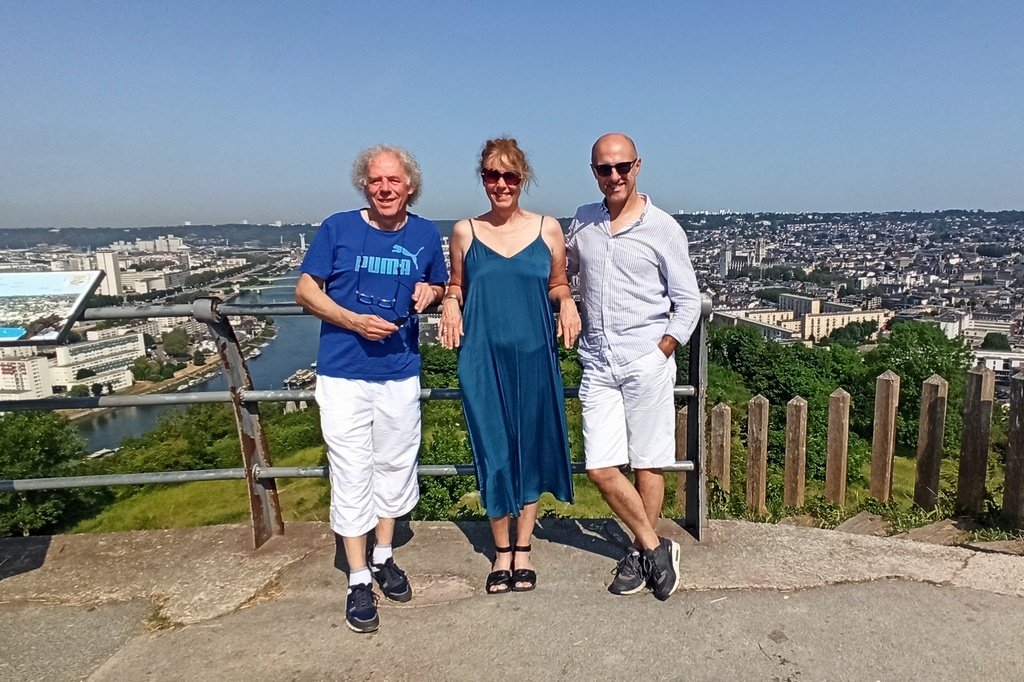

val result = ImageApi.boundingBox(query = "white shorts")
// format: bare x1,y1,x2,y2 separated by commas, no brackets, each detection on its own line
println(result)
315,375,421,537
580,349,677,470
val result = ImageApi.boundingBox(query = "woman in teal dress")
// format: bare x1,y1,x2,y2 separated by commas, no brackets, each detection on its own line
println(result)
439,138,579,594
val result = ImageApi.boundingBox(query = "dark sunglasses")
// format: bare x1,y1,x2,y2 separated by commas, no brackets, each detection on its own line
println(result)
481,168,523,186
591,159,638,177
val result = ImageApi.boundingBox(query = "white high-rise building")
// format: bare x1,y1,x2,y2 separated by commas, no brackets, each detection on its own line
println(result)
95,250,123,296
0,356,52,401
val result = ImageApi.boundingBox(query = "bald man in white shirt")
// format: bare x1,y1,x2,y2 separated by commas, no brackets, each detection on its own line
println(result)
567,133,701,601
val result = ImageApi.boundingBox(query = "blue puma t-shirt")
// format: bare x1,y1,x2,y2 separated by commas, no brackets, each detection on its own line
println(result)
300,210,448,380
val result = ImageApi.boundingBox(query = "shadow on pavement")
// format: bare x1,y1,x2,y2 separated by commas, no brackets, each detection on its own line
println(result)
452,518,628,564
332,519,416,573
0,534,52,582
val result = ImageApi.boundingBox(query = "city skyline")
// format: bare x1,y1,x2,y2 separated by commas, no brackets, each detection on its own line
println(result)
2,1,1022,229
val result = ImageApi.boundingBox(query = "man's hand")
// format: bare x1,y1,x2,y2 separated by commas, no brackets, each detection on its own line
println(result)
657,335,678,359
349,314,399,341
412,282,438,313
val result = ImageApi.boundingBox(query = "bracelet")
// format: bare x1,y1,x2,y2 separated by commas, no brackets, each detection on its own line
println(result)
443,295,459,303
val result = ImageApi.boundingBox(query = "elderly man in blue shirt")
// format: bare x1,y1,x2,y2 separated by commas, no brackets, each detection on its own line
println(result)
567,132,702,601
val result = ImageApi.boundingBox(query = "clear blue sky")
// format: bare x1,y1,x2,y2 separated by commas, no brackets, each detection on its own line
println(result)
1,1,1022,228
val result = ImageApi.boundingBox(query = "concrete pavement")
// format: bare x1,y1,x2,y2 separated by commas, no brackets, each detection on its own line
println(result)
1,519,1022,681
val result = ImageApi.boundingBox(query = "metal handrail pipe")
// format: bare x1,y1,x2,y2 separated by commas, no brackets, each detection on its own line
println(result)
0,392,235,412
81,304,196,320
79,296,712,322
258,460,695,480
0,468,247,491
0,385,696,412
81,303,308,321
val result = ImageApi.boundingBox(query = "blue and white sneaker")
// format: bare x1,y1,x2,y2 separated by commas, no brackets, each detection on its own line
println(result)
345,583,379,633
371,557,413,603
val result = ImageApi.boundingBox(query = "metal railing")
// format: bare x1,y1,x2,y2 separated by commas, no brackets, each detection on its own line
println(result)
1,296,711,548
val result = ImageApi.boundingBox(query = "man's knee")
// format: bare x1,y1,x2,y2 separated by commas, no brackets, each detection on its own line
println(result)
587,466,618,487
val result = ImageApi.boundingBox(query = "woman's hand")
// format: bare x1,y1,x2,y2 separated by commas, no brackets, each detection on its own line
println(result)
438,298,464,350
556,298,581,349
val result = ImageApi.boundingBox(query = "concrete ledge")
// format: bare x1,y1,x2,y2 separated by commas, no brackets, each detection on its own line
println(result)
3,520,1024,681
2,519,1022,626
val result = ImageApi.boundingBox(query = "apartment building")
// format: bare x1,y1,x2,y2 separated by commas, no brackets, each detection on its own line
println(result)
0,356,52,401
48,333,144,392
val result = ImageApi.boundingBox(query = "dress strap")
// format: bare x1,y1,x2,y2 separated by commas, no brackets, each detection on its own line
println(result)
538,215,544,236
469,218,477,238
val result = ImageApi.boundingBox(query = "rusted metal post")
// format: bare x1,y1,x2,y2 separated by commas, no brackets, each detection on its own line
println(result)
195,297,284,549
1003,373,1024,527
674,405,688,513
746,395,769,515
870,370,900,502
784,396,807,508
826,388,850,506
956,365,995,514
914,374,949,511
709,403,731,494
683,311,709,539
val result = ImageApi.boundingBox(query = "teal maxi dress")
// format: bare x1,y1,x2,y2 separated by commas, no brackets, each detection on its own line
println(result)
457,219,574,518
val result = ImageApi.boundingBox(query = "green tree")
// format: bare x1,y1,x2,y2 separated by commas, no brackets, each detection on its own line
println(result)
0,413,91,536
980,332,1011,351
143,333,156,348
68,385,90,397
90,383,104,397
193,350,207,366
162,327,190,357
857,321,972,451
74,367,97,380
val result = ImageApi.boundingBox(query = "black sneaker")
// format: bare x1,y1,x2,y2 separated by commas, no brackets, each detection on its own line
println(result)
608,549,647,595
642,537,681,601
371,557,413,603
345,583,380,633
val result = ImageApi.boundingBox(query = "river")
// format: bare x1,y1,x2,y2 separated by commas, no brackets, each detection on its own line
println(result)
76,274,320,451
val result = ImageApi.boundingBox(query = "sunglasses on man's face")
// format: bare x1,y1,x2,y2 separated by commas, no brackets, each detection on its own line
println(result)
481,169,523,186
591,159,638,177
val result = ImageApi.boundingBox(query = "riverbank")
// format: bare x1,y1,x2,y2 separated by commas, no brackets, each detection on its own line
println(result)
64,355,226,424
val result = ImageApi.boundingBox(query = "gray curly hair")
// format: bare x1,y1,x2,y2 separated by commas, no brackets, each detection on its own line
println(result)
351,144,423,206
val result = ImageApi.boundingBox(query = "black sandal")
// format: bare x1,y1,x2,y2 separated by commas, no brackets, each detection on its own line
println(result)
511,544,537,592
485,546,513,594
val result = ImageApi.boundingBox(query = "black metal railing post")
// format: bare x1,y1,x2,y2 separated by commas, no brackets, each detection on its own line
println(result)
684,299,711,539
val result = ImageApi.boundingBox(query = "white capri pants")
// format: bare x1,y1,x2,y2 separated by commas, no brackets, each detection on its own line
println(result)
316,375,421,537
580,348,677,470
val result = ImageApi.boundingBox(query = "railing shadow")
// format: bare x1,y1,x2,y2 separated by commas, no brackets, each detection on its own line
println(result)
332,521,416,573
0,535,52,582
451,517,628,564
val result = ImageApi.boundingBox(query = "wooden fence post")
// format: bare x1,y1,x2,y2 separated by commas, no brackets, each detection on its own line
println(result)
675,406,688,511
914,374,948,511
870,370,901,502
709,403,731,494
956,365,995,514
1003,373,1024,527
784,396,808,508
826,388,851,506
746,395,769,515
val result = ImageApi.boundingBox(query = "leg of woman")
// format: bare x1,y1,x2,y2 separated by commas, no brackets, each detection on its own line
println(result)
512,502,539,590
486,515,513,594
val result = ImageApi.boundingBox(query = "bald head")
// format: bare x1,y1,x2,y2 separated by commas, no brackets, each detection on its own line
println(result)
591,133,638,164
